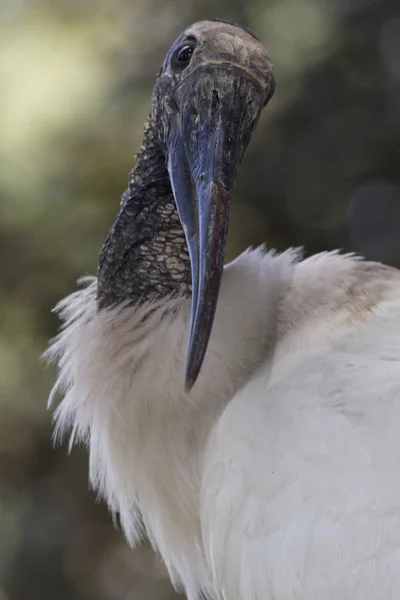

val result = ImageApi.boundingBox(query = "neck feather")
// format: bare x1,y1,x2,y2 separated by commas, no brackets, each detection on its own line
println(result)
97,117,191,309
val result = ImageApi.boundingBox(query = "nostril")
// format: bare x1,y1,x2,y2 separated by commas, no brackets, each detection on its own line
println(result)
212,89,219,111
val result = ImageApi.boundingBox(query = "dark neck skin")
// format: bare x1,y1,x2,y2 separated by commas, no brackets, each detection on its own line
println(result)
97,118,191,309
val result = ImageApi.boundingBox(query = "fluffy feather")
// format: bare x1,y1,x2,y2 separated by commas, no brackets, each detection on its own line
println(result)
46,248,400,599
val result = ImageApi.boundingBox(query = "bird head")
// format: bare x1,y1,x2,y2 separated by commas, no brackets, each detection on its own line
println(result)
153,20,275,390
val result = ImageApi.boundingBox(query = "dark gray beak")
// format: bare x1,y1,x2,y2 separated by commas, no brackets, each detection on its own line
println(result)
167,67,268,390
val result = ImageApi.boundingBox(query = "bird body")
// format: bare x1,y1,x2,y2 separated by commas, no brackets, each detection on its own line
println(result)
46,19,400,600
48,248,400,599
202,253,400,600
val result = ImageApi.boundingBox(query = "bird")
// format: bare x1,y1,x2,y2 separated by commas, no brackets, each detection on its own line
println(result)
46,18,400,600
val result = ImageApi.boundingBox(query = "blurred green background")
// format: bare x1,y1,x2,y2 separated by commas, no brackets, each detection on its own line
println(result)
1,0,399,598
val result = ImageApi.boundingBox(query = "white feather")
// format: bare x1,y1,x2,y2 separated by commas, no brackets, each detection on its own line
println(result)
46,247,400,599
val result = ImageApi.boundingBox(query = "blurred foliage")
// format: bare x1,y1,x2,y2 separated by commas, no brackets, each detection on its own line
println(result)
0,0,399,598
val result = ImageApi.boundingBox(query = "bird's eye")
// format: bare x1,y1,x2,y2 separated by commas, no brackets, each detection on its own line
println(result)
173,43,195,69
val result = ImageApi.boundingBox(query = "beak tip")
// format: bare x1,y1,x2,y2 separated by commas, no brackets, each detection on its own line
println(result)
184,375,196,394
184,354,199,392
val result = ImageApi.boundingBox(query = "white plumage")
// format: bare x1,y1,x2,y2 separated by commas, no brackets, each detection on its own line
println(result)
47,247,400,600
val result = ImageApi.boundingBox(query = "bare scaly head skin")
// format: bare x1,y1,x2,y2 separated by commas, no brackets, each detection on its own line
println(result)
167,20,274,84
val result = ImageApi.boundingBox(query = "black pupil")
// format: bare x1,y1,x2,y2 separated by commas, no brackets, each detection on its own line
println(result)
177,45,194,64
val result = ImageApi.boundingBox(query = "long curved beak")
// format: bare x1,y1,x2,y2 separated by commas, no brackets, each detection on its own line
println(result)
167,68,265,390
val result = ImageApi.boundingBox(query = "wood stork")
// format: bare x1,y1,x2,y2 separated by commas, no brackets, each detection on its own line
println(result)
46,19,400,600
